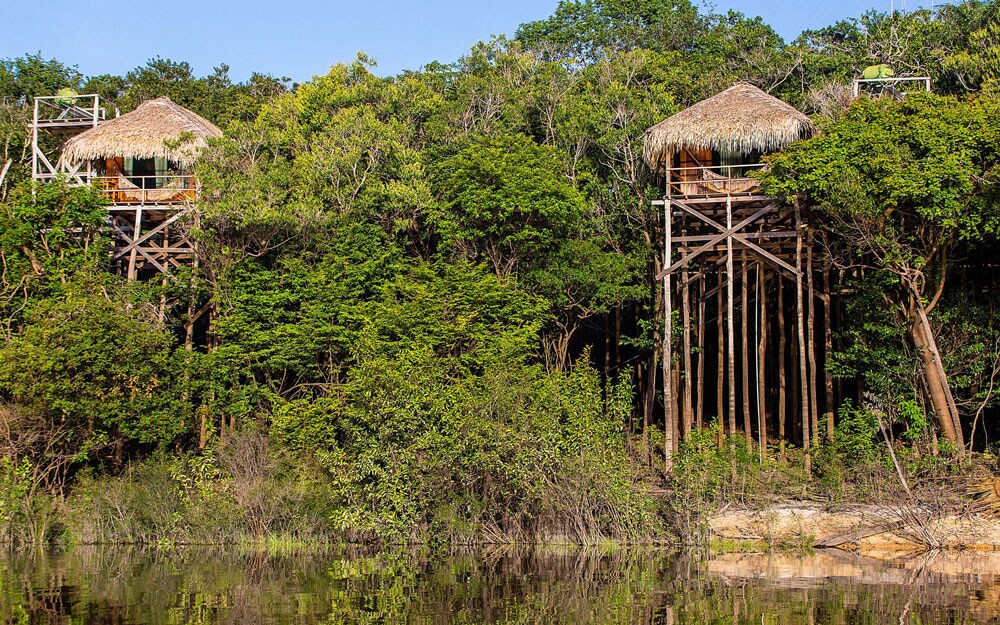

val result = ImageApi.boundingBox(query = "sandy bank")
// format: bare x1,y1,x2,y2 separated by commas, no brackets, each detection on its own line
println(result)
710,502,1000,554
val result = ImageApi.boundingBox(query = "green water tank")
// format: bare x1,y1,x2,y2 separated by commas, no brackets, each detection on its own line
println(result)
862,64,895,80
54,88,79,106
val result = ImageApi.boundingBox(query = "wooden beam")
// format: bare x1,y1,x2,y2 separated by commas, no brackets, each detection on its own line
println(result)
758,265,768,461
795,203,811,476
663,192,674,471
697,283,706,430
807,234,819,450
778,275,787,459
742,250,752,446
726,195,737,446
656,203,777,279
717,280,725,446
682,266,694,437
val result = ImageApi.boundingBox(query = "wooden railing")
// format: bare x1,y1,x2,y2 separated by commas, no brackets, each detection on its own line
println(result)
33,94,107,127
852,77,931,98
666,163,765,198
93,175,198,204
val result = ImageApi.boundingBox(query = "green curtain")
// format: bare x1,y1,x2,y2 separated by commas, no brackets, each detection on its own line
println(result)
155,157,168,189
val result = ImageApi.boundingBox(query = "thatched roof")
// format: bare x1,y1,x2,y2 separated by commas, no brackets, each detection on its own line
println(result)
61,97,222,168
643,82,814,171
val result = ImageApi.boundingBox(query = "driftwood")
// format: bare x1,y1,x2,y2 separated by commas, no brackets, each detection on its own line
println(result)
813,519,911,548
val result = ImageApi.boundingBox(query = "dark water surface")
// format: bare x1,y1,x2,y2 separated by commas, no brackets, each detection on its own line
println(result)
2,546,999,624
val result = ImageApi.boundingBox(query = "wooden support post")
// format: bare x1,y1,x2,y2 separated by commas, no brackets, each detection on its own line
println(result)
717,280,725,446
682,266,694,437
127,206,143,280
758,265,768,461
778,276,787,458
741,249,752,446
641,360,649,465
696,283,706,430
795,204,812,476
726,196,737,447
823,258,835,442
615,305,621,375
672,361,681,455
807,235,819,449
663,194,674,471
604,311,612,413
158,224,169,322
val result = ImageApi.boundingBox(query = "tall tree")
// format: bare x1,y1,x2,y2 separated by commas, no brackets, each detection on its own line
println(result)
764,94,1000,451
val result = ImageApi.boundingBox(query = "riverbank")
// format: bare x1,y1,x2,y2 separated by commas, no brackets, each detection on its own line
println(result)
3,543,998,624
710,502,1000,554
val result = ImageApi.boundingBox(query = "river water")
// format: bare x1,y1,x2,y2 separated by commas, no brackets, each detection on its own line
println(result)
1,547,999,624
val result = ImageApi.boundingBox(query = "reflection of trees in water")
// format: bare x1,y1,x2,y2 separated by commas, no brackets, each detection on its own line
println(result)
1,547,997,624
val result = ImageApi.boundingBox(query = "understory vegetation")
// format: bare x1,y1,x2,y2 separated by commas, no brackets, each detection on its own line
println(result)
1,0,1000,546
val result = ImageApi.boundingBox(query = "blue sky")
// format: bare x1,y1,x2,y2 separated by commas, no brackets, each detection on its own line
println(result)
2,0,938,83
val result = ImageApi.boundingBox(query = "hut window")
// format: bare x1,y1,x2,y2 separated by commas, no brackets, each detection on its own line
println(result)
712,148,761,178
125,156,171,188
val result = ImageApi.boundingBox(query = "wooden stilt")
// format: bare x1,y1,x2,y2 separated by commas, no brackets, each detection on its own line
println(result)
758,265,768,461
807,235,819,449
682,266,694,437
823,257,835,442
795,203,812,476
741,249,752,445
157,224,169,322
672,361,681,454
128,205,143,280
696,283,706,430
604,311,611,413
717,280,725,446
615,305,621,375
640,360,649,464
726,196,737,446
663,194,674,471
778,275,787,458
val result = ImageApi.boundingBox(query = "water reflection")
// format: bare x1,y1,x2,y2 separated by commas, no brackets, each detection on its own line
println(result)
1,546,998,624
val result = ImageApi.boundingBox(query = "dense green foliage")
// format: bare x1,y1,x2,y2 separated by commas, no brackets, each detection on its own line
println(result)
1,0,1000,546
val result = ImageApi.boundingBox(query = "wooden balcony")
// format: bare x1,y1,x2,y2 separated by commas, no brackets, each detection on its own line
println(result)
93,175,198,205
33,94,108,133
666,164,766,199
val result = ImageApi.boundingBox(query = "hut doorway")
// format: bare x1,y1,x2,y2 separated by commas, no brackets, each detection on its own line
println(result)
125,156,169,189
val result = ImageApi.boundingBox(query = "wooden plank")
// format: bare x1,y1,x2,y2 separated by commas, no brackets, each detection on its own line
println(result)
671,232,797,243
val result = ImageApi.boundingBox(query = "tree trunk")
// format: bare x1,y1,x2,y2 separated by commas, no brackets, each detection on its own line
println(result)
909,303,964,451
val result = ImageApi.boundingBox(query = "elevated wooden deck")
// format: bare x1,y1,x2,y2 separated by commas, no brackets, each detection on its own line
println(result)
664,164,766,200
93,175,198,205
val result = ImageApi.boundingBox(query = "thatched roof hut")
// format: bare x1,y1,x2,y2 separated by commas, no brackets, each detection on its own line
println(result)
643,82,814,172
61,97,222,169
